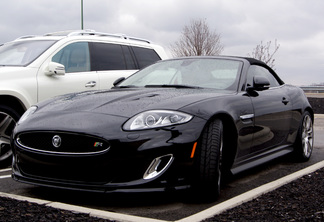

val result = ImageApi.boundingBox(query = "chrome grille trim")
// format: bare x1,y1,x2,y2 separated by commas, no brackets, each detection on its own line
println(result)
16,132,110,155
16,137,110,155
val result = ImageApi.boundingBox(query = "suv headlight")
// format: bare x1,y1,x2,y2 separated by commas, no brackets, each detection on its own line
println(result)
123,110,193,130
17,106,37,125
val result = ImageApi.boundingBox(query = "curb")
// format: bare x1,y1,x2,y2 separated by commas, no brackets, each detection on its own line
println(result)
176,160,324,222
0,191,165,222
1,161,324,222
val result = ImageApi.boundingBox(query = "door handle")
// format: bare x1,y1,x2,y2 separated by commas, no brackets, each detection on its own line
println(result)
282,97,289,105
85,81,96,88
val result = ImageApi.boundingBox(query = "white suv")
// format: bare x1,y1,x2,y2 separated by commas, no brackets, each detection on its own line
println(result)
0,30,168,165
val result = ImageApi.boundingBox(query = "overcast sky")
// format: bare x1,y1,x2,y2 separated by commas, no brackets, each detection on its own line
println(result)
1,0,323,86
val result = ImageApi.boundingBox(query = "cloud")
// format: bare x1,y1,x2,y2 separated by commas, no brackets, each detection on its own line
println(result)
0,0,323,85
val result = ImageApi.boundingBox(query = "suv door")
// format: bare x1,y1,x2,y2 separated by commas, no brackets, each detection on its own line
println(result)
89,42,136,89
37,42,99,102
89,43,162,89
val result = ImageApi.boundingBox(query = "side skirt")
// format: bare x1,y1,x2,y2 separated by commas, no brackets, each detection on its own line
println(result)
230,145,294,175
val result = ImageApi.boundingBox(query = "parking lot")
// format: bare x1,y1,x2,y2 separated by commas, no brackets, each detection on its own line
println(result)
0,114,323,221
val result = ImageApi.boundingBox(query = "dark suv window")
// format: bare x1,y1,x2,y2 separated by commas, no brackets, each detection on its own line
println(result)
90,42,128,71
121,45,137,70
132,46,161,68
53,42,162,72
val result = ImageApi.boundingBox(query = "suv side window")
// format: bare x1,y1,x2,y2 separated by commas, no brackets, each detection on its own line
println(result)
52,42,90,73
246,65,280,88
132,46,161,68
90,42,128,71
121,45,137,70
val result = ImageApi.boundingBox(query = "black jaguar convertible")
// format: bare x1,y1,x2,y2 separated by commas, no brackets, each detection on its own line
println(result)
11,56,314,199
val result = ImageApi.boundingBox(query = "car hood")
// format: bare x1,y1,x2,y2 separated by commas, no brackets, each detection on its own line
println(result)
0,66,36,78
0,66,31,72
38,88,232,118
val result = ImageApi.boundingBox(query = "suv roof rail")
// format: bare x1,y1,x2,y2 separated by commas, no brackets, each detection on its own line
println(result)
44,30,78,36
45,29,151,44
113,33,151,44
15,35,38,40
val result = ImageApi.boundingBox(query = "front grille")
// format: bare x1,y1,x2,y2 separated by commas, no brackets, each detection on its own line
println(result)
17,131,110,154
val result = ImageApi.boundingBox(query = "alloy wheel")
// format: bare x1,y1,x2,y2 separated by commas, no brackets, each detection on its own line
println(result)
0,112,16,161
302,115,313,158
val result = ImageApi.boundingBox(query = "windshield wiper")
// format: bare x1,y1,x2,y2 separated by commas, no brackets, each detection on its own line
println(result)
145,84,202,89
114,85,138,88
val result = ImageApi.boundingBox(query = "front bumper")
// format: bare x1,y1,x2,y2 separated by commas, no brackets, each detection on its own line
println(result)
12,117,206,193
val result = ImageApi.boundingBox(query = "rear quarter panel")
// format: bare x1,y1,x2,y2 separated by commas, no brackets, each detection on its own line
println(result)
285,84,313,143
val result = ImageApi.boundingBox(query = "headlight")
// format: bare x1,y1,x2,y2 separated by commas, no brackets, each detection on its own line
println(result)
123,110,193,130
17,106,37,125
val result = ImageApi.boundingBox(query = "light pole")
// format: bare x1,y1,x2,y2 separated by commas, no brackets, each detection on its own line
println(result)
81,0,84,30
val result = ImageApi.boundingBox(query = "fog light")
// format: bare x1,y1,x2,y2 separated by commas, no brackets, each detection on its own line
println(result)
143,154,174,180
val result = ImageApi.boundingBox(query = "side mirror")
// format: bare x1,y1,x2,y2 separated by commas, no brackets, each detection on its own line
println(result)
113,77,125,86
247,76,270,91
45,62,65,76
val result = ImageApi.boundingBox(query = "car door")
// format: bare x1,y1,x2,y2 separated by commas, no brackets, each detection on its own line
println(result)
247,65,292,154
37,42,99,102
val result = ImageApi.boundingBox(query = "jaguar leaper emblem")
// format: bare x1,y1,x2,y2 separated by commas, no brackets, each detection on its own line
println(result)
52,135,62,148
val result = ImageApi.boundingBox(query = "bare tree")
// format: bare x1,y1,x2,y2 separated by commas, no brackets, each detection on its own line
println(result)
248,39,280,69
170,19,224,57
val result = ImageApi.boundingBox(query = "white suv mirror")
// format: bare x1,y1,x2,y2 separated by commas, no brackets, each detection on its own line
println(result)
45,62,66,76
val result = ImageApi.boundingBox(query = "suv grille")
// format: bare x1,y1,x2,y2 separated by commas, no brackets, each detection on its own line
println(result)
17,132,110,154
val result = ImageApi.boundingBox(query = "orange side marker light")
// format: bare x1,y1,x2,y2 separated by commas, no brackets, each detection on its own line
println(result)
190,142,198,158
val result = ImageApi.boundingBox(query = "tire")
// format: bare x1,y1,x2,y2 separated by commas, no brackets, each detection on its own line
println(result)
294,111,314,162
0,105,21,167
193,119,223,200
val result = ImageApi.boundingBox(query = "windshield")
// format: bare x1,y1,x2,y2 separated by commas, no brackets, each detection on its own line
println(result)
119,58,243,91
0,40,56,66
